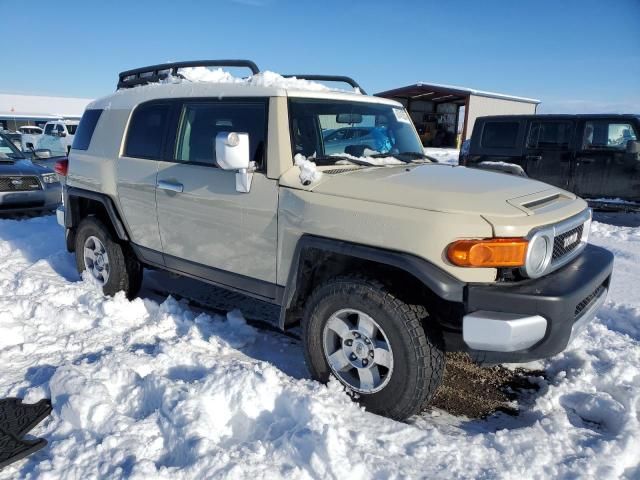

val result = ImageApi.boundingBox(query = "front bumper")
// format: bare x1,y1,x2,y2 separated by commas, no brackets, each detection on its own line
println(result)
443,244,614,363
0,184,62,214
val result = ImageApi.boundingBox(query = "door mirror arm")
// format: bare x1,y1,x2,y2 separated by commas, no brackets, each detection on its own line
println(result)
215,132,253,193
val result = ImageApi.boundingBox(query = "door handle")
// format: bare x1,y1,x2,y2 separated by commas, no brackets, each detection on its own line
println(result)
577,158,595,164
526,155,542,161
157,180,184,193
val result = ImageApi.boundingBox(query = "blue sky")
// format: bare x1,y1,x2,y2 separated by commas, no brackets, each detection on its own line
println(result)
2,0,638,113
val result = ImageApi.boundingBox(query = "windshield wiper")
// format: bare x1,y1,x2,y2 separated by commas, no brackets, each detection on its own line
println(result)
370,151,435,163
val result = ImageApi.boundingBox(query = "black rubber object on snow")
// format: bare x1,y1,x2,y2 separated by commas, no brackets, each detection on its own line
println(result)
0,398,52,470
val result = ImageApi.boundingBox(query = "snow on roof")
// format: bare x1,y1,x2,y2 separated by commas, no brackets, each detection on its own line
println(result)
415,81,540,103
90,67,401,110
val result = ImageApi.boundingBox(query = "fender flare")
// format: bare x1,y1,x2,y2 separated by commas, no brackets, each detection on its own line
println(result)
278,235,466,329
64,187,130,241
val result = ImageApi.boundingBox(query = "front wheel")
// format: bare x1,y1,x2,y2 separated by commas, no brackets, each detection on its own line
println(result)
302,276,445,420
75,217,142,299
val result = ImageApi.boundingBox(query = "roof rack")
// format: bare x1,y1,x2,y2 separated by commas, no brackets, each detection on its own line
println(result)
117,59,260,90
282,74,367,95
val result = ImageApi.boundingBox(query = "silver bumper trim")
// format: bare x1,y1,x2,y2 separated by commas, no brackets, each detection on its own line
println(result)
463,311,548,352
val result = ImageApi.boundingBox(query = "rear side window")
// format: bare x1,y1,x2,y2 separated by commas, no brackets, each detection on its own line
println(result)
44,124,54,135
481,122,520,149
72,109,103,150
527,121,573,149
125,103,170,159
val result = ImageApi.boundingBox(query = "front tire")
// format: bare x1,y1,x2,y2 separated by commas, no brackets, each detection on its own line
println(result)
75,217,142,299
302,276,445,420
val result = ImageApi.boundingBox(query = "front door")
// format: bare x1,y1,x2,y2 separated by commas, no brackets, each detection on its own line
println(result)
573,119,640,201
524,120,575,190
155,98,279,295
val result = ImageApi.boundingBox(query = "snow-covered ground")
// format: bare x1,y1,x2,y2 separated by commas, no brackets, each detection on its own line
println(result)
0,215,639,479
423,147,460,165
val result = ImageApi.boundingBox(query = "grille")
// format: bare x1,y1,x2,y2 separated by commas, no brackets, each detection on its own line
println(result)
322,167,361,175
0,176,42,192
575,285,605,318
553,224,584,261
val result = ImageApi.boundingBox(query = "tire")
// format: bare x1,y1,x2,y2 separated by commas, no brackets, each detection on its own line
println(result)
75,217,142,299
302,275,445,420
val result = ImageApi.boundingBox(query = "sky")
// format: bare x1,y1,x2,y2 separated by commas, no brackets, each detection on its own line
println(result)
2,0,639,113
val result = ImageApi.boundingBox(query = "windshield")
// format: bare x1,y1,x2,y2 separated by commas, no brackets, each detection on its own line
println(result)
0,135,25,160
66,124,78,135
289,99,424,164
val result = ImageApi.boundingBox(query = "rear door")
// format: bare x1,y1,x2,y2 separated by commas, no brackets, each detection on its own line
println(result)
524,119,575,189
116,101,170,260
155,98,279,296
573,119,640,201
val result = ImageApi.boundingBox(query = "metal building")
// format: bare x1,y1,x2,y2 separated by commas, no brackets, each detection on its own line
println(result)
0,93,93,131
376,83,540,148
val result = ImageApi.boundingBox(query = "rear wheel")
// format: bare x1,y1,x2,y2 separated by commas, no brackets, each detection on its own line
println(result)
303,276,445,420
75,217,142,299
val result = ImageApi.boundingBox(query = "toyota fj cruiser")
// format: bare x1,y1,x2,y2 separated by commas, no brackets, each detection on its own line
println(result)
56,60,614,420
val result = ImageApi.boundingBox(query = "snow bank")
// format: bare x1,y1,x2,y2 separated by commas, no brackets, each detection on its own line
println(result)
0,215,639,478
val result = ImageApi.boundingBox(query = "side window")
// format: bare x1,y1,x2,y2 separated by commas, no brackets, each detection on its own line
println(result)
481,122,520,149
527,121,573,149
125,103,170,159
44,124,54,135
583,121,637,150
174,102,266,168
56,124,65,134
72,109,103,151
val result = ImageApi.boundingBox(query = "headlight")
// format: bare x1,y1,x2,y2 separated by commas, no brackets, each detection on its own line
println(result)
523,230,553,278
41,173,59,184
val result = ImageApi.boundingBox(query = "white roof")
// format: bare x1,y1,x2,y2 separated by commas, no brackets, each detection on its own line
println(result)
0,93,93,119
415,81,540,104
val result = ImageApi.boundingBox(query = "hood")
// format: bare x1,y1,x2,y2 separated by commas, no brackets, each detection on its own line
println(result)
297,163,571,217
0,158,48,176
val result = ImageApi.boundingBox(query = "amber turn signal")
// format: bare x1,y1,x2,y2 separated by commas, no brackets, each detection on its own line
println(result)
447,238,528,267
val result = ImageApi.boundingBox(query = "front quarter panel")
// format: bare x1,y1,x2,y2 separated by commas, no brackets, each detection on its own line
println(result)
277,188,497,285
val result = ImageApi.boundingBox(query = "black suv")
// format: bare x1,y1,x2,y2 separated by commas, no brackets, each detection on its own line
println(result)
461,115,640,208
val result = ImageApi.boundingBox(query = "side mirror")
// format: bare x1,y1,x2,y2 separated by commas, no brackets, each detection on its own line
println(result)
626,140,640,155
215,132,253,193
58,131,67,138
34,149,52,159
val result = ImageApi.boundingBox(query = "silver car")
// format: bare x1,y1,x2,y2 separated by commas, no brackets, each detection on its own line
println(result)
0,133,62,214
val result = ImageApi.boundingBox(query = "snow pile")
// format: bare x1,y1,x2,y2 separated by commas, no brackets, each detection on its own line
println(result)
294,153,322,185
0,215,639,478
423,147,460,165
156,67,356,94
334,149,404,166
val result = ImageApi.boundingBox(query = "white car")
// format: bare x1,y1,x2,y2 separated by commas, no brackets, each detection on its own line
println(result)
37,120,79,156
18,126,43,151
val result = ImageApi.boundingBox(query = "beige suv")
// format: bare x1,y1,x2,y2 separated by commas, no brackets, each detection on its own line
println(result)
55,60,614,420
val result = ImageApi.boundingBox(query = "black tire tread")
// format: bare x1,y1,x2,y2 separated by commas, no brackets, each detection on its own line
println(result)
75,217,142,299
302,274,445,420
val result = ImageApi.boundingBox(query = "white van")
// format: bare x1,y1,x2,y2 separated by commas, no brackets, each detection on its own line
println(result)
37,120,79,156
